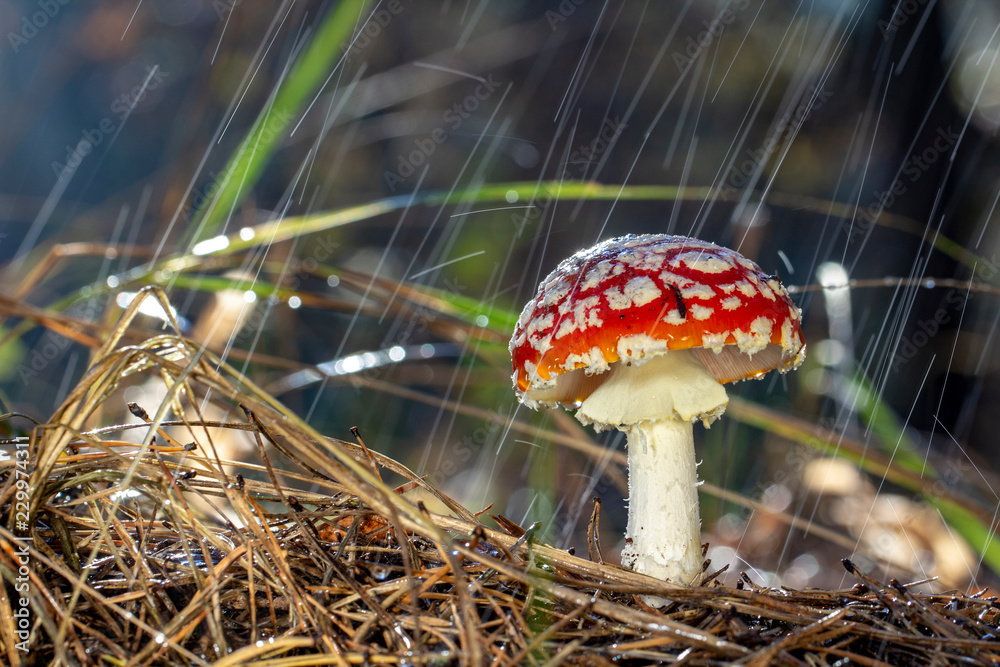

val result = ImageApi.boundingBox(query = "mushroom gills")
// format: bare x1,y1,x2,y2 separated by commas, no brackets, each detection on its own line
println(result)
526,344,794,409
524,368,607,406
574,350,729,429
691,344,792,383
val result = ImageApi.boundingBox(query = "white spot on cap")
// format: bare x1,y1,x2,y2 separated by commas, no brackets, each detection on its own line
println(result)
689,304,714,320
780,317,800,354
620,249,666,271
539,283,571,308
658,271,696,289
680,282,716,300
581,261,615,291
615,237,649,250
662,309,685,325
672,251,733,274
604,275,661,310
526,313,555,350
555,295,603,338
565,346,611,373
721,296,742,311
511,327,527,351
719,283,737,294
734,316,774,356
661,271,715,299
518,360,557,400
736,281,757,298
615,334,668,364
702,331,729,352
751,315,774,341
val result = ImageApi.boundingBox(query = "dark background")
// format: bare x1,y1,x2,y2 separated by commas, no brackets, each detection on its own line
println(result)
2,0,998,590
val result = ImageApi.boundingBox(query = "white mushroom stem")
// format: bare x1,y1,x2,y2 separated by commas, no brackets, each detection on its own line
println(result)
575,350,729,587
620,418,702,583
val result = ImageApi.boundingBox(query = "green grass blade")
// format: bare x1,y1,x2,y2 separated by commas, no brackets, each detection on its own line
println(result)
187,0,373,247
845,371,928,476
845,370,1000,572
931,498,1000,575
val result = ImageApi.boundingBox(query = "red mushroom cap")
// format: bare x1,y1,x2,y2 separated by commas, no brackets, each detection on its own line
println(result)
510,234,805,403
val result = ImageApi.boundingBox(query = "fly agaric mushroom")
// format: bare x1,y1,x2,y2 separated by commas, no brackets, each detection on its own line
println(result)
510,234,805,585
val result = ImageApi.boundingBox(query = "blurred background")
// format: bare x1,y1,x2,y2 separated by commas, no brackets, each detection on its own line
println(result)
2,0,1000,592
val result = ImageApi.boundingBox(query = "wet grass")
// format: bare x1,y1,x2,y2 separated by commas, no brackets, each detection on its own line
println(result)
2,291,999,664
